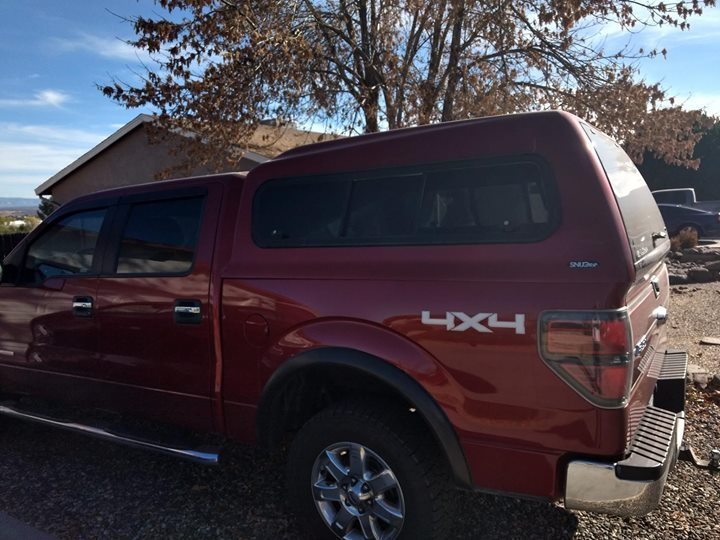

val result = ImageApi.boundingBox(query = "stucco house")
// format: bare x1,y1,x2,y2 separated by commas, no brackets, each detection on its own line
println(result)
35,114,330,205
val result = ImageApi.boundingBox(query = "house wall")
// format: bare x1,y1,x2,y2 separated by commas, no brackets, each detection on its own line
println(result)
49,125,259,204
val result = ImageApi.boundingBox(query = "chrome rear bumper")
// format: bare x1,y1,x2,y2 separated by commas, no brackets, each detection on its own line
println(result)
564,350,687,516
565,411,682,516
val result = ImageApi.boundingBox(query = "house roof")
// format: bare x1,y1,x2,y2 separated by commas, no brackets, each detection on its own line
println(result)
36,113,334,196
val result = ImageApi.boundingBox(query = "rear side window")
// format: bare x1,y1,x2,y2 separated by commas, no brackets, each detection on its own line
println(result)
23,208,107,283
115,197,204,275
346,175,423,238
253,159,556,247
582,125,666,261
253,180,350,245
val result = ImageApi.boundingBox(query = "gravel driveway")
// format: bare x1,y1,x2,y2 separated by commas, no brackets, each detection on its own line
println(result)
669,282,720,374
0,285,718,539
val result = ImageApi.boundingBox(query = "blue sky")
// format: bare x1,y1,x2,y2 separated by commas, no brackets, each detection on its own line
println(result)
1,1,719,199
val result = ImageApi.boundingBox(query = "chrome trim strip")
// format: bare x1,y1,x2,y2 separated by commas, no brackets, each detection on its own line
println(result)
0,350,14,357
633,319,658,360
675,411,685,458
0,405,220,465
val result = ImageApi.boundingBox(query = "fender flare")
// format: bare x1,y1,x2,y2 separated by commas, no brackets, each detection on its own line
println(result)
256,346,472,488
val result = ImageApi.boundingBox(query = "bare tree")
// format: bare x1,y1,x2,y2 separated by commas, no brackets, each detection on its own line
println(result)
103,0,716,172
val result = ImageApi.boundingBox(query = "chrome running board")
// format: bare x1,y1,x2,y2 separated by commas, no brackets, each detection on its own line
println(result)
0,404,220,465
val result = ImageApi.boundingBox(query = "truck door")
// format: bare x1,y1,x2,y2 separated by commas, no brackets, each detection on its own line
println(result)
0,204,112,400
94,185,222,432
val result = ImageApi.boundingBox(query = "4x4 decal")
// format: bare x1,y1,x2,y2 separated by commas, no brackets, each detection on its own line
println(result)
421,311,526,334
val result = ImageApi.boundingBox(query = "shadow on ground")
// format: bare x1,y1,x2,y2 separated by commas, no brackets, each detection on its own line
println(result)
0,419,578,539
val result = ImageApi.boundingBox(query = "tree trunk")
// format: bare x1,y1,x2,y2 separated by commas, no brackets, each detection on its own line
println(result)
441,0,465,122
363,86,380,132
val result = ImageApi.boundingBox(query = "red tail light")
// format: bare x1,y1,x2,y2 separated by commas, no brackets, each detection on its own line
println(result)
539,310,633,408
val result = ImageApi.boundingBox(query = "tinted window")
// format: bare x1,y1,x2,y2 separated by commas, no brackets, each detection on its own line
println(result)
253,159,555,247
417,164,550,242
253,179,350,245
115,197,204,275
24,208,107,283
346,175,423,239
582,124,667,262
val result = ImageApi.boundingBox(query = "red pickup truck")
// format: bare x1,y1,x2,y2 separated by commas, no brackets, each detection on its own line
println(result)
0,111,685,539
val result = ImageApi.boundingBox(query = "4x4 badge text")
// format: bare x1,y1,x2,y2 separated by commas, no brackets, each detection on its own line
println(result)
421,311,526,334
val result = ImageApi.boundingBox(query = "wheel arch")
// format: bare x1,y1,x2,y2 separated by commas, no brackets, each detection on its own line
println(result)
256,346,473,488
675,222,704,236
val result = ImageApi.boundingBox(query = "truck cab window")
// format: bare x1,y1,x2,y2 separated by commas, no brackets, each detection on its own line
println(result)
22,208,107,284
115,197,204,275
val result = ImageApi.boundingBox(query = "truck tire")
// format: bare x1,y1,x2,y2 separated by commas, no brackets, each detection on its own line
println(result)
286,400,451,540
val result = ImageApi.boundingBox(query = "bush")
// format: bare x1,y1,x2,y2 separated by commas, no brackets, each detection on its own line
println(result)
671,227,699,250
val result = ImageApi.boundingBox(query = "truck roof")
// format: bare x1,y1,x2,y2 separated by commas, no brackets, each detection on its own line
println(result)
274,110,581,161
58,172,247,209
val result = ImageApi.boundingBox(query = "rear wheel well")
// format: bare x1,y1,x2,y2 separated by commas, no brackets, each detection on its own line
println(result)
256,348,472,487
263,365,422,446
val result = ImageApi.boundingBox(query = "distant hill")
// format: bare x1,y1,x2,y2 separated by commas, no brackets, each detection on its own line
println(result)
0,198,37,210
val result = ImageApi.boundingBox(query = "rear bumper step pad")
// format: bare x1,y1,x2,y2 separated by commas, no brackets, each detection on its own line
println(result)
615,406,678,481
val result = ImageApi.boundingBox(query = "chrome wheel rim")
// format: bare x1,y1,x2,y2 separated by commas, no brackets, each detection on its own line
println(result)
311,442,406,540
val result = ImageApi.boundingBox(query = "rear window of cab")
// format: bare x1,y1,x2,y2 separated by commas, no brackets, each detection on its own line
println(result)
252,157,559,247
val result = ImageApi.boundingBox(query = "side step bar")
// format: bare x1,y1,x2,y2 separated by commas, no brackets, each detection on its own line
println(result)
0,404,220,465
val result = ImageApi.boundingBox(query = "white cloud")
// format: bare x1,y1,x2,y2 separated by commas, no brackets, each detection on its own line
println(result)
0,123,107,146
0,174,47,198
0,143,91,197
52,33,150,62
0,143,90,173
0,123,111,197
591,6,720,50
0,89,71,108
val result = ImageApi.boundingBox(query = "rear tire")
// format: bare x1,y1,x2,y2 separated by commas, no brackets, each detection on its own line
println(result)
286,400,451,540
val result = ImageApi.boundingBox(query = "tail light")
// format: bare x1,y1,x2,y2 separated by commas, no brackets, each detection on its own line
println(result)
539,310,633,408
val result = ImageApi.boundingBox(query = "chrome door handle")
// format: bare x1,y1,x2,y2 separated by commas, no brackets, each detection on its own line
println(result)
72,296,94,318
174,299,202,324
174,306,201,315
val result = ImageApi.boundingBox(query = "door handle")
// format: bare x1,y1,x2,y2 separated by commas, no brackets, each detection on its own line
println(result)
72,296,94,318
174,299,202,325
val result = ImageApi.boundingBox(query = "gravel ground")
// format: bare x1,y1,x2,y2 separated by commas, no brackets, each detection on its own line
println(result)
669,282,720,374
0,286,719,539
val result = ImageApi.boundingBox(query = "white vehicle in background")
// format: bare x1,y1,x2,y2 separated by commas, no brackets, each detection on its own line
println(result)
652,188,720,213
